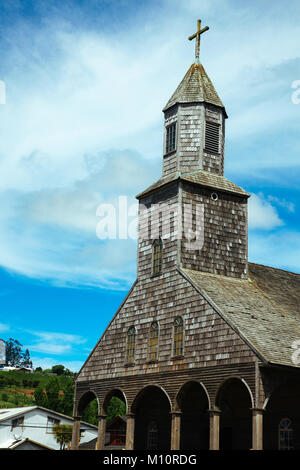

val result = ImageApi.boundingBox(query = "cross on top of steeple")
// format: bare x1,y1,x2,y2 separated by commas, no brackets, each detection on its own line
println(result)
188,19,209,63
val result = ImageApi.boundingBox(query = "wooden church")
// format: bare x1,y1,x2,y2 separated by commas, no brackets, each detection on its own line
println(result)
71,20,300,450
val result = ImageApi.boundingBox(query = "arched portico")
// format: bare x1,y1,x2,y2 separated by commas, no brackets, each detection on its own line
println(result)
71,390,99,450
132,385,172,450
175,381,210,450
263,382,300,450
215,377,253,450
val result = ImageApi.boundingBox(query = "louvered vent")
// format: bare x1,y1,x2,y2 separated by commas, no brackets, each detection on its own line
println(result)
205,122,220,154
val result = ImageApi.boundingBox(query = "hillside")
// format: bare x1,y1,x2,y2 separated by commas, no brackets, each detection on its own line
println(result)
0,370,73,410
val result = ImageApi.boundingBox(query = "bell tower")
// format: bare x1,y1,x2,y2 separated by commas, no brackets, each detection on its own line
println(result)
137,20,250,281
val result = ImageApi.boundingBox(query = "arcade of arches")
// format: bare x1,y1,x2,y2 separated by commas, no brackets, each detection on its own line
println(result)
71,376,300,450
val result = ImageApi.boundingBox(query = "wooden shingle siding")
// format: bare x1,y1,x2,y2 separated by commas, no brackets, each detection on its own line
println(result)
76,268,257,384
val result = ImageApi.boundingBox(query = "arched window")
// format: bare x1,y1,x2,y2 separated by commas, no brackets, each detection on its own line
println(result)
173,316,184,357
126,326,136,364
149,321,159,361
147,420,158,449
279,418,294,450
152,238,163,275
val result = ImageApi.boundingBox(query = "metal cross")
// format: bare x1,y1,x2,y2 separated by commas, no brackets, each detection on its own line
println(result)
188,19,209,63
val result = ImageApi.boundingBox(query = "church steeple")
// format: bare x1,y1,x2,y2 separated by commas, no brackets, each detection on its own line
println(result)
137,20,249,281
162,20,227,178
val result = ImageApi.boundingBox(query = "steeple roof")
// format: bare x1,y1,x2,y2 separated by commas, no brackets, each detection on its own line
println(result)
163,62,227,117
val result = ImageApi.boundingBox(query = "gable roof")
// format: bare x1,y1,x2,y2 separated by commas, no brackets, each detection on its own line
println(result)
0,437,53,450
163,62,227,116
136,170,250,199
179,263,300,369
0,406,97,429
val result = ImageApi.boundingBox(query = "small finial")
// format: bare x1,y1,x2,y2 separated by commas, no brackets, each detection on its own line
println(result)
188,19,209,63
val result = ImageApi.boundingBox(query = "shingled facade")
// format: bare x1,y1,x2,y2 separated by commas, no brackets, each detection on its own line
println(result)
71,48,300,451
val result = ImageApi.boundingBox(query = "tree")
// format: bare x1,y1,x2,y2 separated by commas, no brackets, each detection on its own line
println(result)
52,365,65,376
5,338,23,366
34,386,47,408
61,382,74,416
45,377,61,412
82,398,98,426
106,397,126,423
5,339,32,368
52,424,73,450
35,367,43,373
22,349,32,368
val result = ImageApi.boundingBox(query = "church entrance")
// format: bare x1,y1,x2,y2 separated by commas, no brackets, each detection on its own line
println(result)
264,382,300,450
216,378,252,450
132,385,171,450
176,381,209,450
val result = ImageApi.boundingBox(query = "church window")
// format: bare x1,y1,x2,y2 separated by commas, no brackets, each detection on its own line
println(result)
149,321,159,361
152,238,163,275
166,123,176,153
147,420,158,449
205,121,220,154
279,418,294,450
126,326,136,364
173,316,184,356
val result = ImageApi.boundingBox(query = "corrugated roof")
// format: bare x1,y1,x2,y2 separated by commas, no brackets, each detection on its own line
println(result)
136,170,250,199
163,62,226,115
180,263,300,368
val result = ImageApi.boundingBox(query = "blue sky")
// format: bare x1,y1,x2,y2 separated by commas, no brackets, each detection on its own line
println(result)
0,0,299,371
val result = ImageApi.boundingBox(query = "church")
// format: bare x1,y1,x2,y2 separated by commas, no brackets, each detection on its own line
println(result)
71,20,300,450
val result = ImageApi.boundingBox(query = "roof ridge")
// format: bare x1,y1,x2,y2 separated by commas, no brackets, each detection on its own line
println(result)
249,261,300,277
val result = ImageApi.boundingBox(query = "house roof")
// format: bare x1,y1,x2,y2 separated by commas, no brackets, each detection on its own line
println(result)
0,406,97,429
180,262,300,369
0,437,53,450
136,170,250,199
163,62,227,116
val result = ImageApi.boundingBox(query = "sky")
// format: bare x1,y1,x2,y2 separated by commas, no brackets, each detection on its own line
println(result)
0,0,299,371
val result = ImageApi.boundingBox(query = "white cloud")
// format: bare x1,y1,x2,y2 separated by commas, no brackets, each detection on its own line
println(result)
24,330,86,356
267,195,295,213
0,1,300,287
248,193,284,230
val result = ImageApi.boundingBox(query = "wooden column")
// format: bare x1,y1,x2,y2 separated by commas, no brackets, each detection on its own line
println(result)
125,413,135,450
170,411,181,450
71,416,81,450
251,408,264,450
209,408,221,450
96,414,107,450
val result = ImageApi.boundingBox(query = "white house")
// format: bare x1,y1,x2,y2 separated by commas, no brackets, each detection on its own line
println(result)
0,406,98,450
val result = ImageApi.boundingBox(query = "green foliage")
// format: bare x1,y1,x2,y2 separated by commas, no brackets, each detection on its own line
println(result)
82,398,98,426
34,386,47,408
52,365,65,376
0,368,75,416
5,339,32,367
60,382,74,416
106,397,126,423
52,424,73,450
45,377,61,412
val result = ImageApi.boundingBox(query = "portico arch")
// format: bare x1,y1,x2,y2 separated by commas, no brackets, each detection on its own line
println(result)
215,377,253,450
176,381,210,450
132,385,171,450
